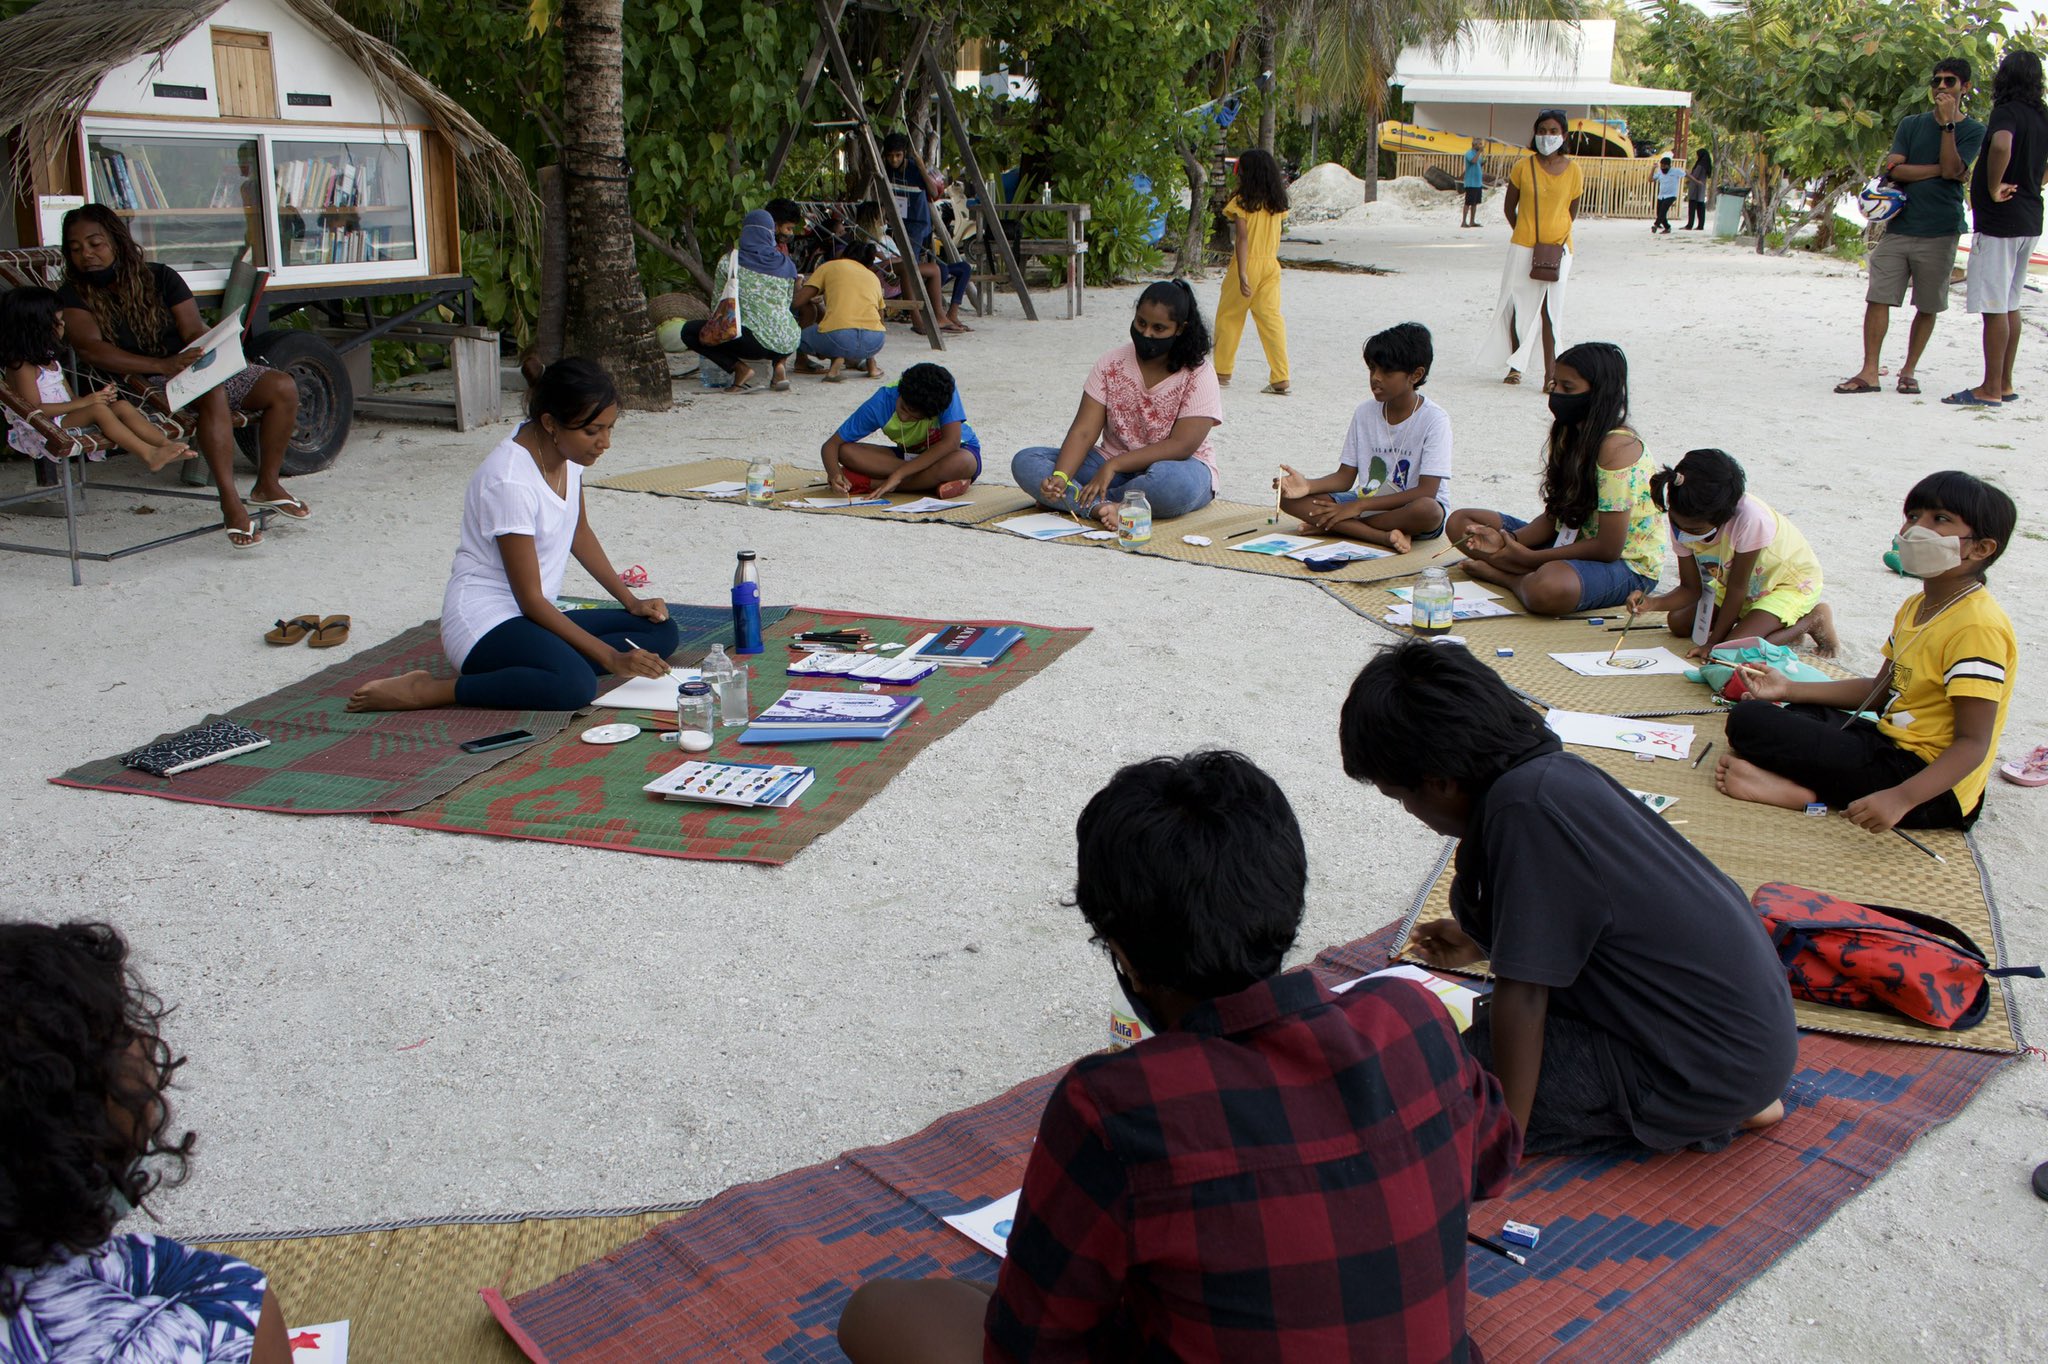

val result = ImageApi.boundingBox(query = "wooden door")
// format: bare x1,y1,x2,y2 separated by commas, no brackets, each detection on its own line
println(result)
211,28,277,120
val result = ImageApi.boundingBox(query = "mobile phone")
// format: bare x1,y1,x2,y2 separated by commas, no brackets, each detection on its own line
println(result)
460,729,535,753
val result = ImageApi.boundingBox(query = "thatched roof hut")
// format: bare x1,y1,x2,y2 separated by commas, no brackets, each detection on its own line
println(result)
0,0,528,214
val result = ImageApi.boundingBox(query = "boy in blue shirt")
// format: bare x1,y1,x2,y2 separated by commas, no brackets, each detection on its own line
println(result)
821,362,980,499
1650,156,1683,233
1461,145,1484,228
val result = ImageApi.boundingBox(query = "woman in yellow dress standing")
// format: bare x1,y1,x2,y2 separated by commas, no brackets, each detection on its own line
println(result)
1213,149,1291,396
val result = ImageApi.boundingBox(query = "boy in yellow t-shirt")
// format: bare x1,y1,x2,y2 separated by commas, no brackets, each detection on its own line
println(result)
1717,471,2018,830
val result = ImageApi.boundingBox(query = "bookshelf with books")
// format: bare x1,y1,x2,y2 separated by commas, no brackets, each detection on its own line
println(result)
271,139,418,271
84,133,264,274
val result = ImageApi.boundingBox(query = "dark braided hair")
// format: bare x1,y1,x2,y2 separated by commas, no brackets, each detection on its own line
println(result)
0,921,195,1308
59,205,174,357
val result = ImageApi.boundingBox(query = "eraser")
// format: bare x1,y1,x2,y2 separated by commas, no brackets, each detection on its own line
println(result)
1804,802,1829,816
1501,1220,1541,1248
1496,648,1515,658
1587,617,1605,626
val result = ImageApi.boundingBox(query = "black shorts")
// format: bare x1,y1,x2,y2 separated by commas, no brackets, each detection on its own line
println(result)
1725,701,1973,828
1463,187,1483,207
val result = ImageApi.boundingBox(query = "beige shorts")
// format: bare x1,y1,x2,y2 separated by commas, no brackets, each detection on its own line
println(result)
1866,231,1960,313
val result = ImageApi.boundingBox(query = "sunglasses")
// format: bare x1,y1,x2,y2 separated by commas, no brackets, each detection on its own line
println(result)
1930,75,1963,87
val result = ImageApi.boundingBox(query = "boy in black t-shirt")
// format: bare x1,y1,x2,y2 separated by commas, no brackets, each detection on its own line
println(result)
1957,50,2048,406
1339,641,1798,1155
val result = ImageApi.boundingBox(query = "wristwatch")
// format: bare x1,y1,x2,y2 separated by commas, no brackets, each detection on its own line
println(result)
1939,122,1957,132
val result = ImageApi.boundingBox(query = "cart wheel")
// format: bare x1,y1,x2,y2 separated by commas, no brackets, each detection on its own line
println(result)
234,330,354,476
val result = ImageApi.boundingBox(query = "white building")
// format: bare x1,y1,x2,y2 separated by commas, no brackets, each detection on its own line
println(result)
1393,20,1690,150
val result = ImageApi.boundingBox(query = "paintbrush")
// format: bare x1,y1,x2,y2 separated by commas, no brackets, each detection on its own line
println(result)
1606,607,1638,663
1468,1232,1527,1266
1228,526,1264,540
1893,828,1947,864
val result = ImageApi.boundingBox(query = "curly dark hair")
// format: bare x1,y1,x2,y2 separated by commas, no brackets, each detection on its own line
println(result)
896,362,957,420
60,204,174,358
0,286,63,372
1541,341,1631,532
1993,48,2046,111
1231,148,1289,215
1651,447,1746,525
0,921,194,1307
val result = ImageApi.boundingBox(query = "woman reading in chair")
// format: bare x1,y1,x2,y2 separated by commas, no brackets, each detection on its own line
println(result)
56,205,305,549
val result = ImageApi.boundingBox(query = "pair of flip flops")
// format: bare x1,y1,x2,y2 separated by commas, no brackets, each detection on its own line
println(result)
264,614,350,648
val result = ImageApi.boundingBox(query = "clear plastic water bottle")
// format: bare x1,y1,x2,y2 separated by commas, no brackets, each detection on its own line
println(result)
731,549,763,655
1413,566,1456,635
701,643,735,725
720,658,750,727
1116,491,1152,549
745,458,775,505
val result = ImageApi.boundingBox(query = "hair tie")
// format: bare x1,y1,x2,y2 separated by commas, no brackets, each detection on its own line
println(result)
1171,277,1193,294
1672,471,1686,486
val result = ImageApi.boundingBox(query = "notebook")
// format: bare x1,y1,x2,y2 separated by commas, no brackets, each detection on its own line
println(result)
121,720,271,777
786,652,935,684
739,689,923,742
643,760,815,807
593,667,703,709
904,624,1024,668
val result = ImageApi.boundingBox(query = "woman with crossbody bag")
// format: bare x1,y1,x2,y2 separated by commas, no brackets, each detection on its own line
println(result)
1481,110,1583,390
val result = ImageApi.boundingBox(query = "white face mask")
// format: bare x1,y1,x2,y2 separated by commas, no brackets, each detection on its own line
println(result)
1674,526,1717,544
1535,134,1565,155
1892,524,1967,578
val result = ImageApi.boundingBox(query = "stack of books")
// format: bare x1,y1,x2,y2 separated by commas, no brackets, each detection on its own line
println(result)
904,624,1025,669
738,689,923,743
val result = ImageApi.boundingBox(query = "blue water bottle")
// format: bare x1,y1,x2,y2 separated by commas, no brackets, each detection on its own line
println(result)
731,550,763,654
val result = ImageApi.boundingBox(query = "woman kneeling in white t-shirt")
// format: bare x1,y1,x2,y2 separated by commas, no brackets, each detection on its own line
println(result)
347,357,678,712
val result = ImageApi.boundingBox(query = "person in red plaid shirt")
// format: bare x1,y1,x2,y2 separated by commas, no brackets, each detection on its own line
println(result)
838,750,1521,1363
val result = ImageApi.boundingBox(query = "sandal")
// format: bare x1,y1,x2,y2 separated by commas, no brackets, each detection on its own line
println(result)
1503,370,1522,386
264,614,320,646
1896,375,1922,395
308,614,352,649
1832,377,1882,394
224,523,262,549
1261,382,1291,396
2000,744,2048,787
247,493,311,520
770,378,792,392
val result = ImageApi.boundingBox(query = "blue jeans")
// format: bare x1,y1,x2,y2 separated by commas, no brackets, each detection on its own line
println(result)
1498,514,1658,612
800,326,885,361
936,259,971,310
1010,446,1215,519
456,609,681,710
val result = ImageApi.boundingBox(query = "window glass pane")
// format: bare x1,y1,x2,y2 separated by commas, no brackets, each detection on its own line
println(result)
272,140,416,267
84,133,265,271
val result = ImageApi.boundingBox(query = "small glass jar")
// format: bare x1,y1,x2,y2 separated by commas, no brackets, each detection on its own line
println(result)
674,680,715,749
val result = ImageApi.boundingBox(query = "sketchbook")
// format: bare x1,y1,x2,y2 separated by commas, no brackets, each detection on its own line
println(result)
162,307,246,411
1545,709,1696,760
1331,963,1484,1032
999,512,1091,540
943,1190,1022,1259
1548,647,1692,678
593,666,703,709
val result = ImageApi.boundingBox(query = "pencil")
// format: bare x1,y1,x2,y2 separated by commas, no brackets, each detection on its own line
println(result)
1691,740,1714,770
1228,526,1263,540
1468,1232,1527,1266
1893,828,1947,864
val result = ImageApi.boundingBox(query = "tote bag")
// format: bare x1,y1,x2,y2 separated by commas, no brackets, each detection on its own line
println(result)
701,250,742,346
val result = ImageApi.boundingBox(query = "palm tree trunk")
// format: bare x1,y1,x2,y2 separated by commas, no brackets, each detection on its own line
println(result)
1362,97,1382,204
559,0,669,407
1255,9,1277,152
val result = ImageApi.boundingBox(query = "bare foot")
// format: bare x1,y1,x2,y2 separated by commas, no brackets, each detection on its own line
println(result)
1742,1099,1786,1130
346,669,458,713
1714,753,1818,812
1388,529,1412,555
1093,501,1121,528
1808,602,1839,657
137,441,193,473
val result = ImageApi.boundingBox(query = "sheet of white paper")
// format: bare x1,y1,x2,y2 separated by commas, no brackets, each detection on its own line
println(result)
286,1320,350,1363
163,308,246,411
1545,709,1695,760
1628,789,1679,814
784,496,890,509
1383,598,1515,625
688,480,748,495
1082,529,1118,540
1332,964,1481,1031
999,513,1091,540
943,1190,1022,1258
593,667,703,709
1232,533,1326,556
1390,581,1500,602
892,496,973,514
1290,542,1389,563
1548,647,1693,678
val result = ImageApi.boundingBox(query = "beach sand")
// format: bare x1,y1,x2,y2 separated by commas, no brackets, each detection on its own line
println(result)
3,187,2043,1359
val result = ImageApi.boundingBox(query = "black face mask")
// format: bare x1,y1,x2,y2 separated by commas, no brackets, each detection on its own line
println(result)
1130,327,1174,363
1112,959,1165,1037
75,264,118,288
1547,389,1594,424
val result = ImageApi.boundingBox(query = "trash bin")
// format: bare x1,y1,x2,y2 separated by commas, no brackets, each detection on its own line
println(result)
1714,186,1750,238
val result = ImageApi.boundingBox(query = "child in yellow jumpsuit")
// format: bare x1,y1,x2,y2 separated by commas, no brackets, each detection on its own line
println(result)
1215,148,1291,395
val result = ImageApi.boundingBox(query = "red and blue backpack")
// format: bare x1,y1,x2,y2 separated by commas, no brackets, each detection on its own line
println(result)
1751,882,2041,1030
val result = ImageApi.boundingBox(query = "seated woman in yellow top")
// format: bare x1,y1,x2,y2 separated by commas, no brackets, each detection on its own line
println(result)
1479,109,1584,390
794,242,887,382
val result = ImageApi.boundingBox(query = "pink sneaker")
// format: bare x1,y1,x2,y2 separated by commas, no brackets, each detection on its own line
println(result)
1999,744,2048,787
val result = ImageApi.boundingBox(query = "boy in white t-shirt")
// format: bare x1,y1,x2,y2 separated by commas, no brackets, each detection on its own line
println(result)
1277,322,1451,553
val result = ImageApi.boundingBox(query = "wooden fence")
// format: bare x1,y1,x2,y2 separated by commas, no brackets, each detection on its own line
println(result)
1392,152,1663,220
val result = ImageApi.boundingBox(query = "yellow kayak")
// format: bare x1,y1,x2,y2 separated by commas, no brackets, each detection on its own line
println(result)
1378,118,1637,159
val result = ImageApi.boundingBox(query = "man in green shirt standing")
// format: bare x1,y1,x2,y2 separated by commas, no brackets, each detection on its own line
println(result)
1836,58,1986,396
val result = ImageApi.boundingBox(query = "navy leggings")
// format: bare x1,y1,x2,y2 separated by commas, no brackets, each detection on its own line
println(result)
455,609,681,710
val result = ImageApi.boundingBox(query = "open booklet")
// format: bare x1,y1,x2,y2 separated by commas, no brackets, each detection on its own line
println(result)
163,307,247,411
